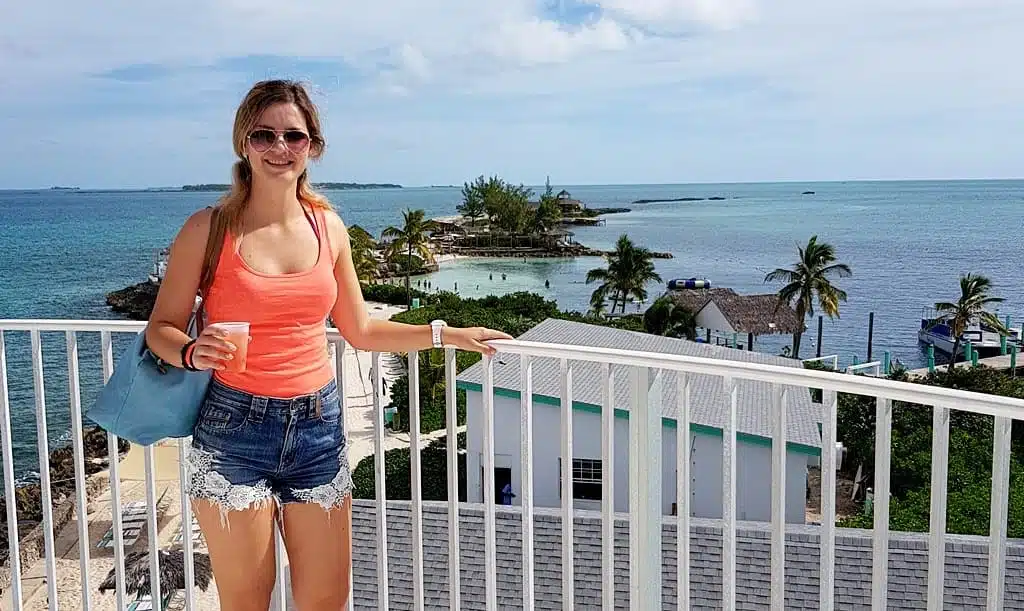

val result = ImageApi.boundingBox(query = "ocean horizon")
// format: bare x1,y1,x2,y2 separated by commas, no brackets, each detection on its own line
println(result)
5,176,1024,193
2,178,1022,478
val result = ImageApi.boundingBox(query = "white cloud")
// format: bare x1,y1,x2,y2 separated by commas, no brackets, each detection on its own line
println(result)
1,0,1023,187
597,0,758,30
484,15,636,65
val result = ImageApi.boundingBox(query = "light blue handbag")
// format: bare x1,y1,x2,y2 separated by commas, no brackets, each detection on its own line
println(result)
87,208,226,446
87,313,212,445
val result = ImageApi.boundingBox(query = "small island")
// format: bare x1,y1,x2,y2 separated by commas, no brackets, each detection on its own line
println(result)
182,182,402,191
632,195,727,204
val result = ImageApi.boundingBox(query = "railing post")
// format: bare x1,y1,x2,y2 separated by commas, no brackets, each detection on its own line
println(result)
0,330,25,610
628,366,661,610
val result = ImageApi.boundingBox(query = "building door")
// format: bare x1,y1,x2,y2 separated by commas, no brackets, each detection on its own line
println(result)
494,467,513,504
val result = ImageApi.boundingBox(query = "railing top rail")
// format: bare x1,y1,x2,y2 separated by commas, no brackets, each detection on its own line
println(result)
803,355,839,363
847,361,882,369
4,319,1023,418
0,319,148,332
485,338,1024,419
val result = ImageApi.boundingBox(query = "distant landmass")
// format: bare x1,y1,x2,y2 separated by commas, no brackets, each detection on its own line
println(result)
182,182,402,192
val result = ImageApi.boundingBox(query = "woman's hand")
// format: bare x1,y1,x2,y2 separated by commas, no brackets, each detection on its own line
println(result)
443,326,513,357
188,326,240,370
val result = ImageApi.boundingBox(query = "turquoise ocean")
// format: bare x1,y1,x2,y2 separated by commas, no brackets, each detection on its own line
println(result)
1,179,1022,478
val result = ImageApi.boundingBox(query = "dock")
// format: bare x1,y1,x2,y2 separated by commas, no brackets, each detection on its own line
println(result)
907,352,1021,379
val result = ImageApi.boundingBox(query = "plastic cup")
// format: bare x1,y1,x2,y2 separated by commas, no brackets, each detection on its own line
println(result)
209,322,250,372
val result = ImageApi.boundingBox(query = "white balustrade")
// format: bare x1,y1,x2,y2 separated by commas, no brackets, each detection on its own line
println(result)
0,319,1022,610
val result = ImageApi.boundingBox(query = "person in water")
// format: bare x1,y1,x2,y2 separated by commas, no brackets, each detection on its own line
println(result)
145,79,510,611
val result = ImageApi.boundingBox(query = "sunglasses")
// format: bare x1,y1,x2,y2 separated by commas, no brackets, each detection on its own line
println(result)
247,128,311,153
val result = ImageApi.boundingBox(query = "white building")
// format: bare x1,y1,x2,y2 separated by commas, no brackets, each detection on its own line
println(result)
457,318,822,523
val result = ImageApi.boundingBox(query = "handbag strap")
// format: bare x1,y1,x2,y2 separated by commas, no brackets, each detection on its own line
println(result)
194,206,229,334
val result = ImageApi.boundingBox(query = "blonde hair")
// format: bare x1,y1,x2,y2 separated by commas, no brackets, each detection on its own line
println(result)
215,79,333,230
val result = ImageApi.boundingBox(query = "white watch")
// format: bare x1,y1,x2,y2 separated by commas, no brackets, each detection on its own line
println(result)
430,320,448,348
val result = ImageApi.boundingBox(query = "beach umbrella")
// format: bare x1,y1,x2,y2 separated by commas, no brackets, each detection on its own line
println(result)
98,549,213,598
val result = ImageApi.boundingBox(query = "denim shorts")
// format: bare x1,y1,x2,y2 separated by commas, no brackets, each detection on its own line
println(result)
184,377,353,513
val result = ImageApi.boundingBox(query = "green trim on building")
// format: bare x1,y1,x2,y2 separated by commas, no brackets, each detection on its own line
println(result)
456,380,821,457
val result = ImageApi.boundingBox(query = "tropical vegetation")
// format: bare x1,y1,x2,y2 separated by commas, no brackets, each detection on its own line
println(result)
381,208,438,307
347,224,378,284
457,175,568,237
643,295,698,340
806,361,1024,538
764,235,852,358
932,273,1007,371
586,234,662,314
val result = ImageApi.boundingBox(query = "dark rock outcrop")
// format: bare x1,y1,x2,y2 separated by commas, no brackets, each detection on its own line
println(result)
106,281,159,321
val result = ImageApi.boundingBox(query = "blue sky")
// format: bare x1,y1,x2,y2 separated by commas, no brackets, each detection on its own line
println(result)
0,1,1022,189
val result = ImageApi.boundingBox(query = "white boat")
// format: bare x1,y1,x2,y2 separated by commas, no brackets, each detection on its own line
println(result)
917,307,1006,357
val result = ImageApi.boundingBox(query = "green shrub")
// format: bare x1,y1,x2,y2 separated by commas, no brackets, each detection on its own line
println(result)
360,282,433,306
826,364,1024,537
351,432,467,501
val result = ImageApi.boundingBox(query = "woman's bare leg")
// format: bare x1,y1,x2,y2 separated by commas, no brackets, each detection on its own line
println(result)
282,500,352,610
192,499,278,611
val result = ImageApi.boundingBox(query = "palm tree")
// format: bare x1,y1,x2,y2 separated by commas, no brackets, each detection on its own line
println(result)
934,273,1006,372
381,209,438,308
643,295,698,340
347,224,379,284
764,235,852,358
588,286,609,317
585,234,662,313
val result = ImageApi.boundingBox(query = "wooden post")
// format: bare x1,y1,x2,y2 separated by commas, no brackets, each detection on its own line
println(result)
867,312,874,362
883,351,891,375
747,333,754,352
1011,345,1017,378
927,345,935,372
816,316,823,358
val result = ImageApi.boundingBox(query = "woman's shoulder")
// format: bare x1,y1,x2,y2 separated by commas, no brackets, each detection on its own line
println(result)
173,206,218,249
320,207,349,240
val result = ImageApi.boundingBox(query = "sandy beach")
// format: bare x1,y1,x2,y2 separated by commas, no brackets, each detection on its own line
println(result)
6,301,433,611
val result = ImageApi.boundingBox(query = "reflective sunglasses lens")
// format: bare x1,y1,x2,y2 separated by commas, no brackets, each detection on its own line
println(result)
283,130,310,152
248,129,276,152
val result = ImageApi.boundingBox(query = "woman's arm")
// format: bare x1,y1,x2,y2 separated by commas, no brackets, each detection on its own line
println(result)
145,208,234,369
327,213,510,355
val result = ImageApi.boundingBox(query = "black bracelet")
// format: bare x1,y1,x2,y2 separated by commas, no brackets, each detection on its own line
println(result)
181,339,200,371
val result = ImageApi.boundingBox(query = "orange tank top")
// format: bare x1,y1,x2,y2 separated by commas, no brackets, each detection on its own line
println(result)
202,206,338,398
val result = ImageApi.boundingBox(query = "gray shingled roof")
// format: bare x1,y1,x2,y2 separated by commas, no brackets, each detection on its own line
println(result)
456,318,821,448
351,500,1024,610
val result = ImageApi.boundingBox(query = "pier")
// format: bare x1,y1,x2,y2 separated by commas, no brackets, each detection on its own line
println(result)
907,352,1022,378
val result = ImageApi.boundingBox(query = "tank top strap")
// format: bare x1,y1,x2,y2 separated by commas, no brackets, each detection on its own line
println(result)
315,207,335,264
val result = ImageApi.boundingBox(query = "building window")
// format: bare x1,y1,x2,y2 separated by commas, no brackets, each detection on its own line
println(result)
559,458,603,501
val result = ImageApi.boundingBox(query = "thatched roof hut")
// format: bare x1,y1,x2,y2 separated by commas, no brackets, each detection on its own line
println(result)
704,291,804,336
667,288,804,337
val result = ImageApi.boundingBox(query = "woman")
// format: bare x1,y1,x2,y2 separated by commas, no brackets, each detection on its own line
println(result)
145,79,510,611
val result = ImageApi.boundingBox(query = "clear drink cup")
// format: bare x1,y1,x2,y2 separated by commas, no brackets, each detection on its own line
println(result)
208,322,250,372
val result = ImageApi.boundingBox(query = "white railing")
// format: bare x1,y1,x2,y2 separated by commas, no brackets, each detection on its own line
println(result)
846,361,883,377
0,319,1022,610
803,354,839,369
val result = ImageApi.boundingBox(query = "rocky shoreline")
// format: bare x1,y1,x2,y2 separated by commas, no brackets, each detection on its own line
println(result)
0,427,130,590
106,280,159,321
